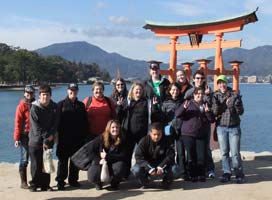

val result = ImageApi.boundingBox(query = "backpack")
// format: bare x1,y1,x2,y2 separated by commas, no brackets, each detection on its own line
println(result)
85,96,115,116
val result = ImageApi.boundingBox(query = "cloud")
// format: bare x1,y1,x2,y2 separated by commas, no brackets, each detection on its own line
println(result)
108,16,129,25
95,2,108,9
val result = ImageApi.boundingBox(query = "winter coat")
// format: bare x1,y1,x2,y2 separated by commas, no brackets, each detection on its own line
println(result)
212,87,244,127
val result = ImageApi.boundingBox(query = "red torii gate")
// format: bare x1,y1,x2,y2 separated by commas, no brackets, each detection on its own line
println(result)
143,9,258,91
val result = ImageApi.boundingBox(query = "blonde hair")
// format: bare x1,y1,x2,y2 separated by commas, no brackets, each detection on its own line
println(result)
128,82,144,101
102,120,122,149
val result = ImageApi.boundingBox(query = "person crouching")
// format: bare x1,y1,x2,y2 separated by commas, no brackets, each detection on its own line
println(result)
132,122,180,189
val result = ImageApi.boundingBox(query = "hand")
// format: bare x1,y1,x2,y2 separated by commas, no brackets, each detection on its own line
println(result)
152,97,159,105
203,103,210,112
43,143,49,150
14,141,20,148
117,96,124,106
156,167,164,175
100,149,106,159
183,100,190,109
148,168,156,176
205,85,211,95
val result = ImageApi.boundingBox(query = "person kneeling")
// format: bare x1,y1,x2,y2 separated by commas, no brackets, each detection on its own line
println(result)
132,122,180,189
87,120,127,190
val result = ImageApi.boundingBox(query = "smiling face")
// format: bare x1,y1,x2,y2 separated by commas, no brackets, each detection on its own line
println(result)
133,85,143,100
176,70,186,84
193,73,205,87
115,80,125,93
93,85,104,99
218,80,228,93
149,66,160,79
193,89,204,103
169,84,180,100
110,121,120,138
24,91,34,101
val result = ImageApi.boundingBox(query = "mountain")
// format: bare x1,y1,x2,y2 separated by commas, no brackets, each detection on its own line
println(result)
206,45,272,76
36,41,272,78
35,41,148,79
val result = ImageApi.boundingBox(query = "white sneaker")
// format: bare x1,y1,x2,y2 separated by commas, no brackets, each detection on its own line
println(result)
208,171,215,179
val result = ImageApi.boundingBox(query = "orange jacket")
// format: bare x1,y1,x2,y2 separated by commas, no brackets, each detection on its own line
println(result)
13,99,31,141
83,96,116,135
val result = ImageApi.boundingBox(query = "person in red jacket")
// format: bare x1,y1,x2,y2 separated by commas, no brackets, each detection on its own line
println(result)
13,85,35,189
83,81,116,141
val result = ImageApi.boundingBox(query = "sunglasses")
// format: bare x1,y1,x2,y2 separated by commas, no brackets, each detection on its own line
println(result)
116,83,124,86
195,77,205,80
150,67,159,70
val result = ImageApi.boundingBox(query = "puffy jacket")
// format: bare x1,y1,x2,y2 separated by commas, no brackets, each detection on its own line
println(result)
212,87,244,127
13,98,34,141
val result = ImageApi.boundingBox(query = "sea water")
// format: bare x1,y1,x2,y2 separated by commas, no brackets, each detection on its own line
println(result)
0,84,271,163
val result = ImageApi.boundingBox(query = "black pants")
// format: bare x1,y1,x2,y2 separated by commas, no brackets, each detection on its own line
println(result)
87,161,126,185
29,146,50,188
56,145,82,185
182,135,207,178
175,137,186,174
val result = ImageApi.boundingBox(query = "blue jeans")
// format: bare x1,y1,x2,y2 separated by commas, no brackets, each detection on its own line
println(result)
19,134,29,170
217,126,244,177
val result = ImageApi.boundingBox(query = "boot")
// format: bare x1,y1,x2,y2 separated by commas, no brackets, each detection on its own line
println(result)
19,168,29,189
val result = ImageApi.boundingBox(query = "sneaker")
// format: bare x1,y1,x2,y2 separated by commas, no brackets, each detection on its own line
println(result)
29,185,37,192
69,181,81,188
95,183,103,190
219,173,231,183
41,186,54,191
235,176,245,184
208,171,215,179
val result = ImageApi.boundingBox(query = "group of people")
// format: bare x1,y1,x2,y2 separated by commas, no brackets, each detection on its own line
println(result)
13,61,245,192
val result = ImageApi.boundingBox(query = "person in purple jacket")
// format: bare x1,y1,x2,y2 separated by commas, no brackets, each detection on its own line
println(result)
176,87,214,182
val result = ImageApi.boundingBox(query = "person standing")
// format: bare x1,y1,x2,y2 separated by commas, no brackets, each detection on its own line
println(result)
13,85,35,189
55,83,88,190
212,75,245,184
176,87,214,182
83,81,116,140
184,70,216,179
111,78,128,123
176,70,192,100
143,61,170,106
28,85,58,192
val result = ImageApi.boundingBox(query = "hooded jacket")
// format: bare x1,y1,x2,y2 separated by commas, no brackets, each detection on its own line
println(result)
29,100,58,147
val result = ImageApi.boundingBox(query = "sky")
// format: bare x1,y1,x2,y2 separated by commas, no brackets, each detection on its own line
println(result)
0,0,270,63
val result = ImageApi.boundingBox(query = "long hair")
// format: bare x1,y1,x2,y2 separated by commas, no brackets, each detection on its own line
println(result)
102,119,122,149
127,82,144,101
166,82,181,100
111,78,128,98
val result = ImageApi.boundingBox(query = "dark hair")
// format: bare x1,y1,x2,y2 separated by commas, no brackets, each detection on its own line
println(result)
149,122,163,132
193,87,204,95
38,84,51,95
92,81,104,91
166,82,181,99
111,78,128,98
193,70,205,79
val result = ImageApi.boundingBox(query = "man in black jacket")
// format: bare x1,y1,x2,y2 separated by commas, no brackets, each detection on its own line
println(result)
143,61,170,106
132,122,180,189
55,83,88,190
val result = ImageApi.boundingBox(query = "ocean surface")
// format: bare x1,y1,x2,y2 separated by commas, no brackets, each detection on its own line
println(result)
0,84,272,163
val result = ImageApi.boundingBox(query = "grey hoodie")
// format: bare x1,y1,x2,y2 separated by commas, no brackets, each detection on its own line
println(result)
29,100,58,147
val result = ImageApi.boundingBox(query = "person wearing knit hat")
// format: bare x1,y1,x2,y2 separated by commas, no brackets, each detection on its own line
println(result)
212,74,245,184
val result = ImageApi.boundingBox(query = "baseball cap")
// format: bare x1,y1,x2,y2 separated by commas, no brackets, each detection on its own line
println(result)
68,83,79,90
217,75,228,83
24,85,35,93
